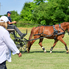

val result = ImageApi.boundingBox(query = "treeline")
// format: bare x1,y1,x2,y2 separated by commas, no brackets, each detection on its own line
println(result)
1,0,69,27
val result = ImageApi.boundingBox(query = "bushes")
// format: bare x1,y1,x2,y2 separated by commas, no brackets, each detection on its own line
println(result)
16,21,39,27
2,0,69,27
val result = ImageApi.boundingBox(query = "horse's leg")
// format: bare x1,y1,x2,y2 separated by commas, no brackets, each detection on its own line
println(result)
50,39,58,53
28,40,36,53
28,35,40,53
39,38,46,53
57,37,68,53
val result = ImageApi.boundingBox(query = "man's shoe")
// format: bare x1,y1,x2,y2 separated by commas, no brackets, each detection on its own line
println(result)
21,33,26,39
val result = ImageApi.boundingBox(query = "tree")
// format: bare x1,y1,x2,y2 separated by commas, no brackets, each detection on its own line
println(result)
20,0,69,26
32,0,69,25
20,2,37,21
10,11,20,21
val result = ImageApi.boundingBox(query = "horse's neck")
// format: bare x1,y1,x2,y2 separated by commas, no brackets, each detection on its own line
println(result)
61,22,69,31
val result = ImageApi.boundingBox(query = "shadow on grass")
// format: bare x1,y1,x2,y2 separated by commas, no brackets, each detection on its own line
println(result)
23,50,66,54
51,51,66,53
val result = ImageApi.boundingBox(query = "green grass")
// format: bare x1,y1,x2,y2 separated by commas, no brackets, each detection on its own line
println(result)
7,27,69,69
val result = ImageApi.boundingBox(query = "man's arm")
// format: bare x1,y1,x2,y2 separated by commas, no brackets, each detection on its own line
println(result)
8,21,16,24
3,30,22,57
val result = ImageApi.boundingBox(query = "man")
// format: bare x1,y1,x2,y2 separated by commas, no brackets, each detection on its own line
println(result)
7,11,26,39
0,16,22,69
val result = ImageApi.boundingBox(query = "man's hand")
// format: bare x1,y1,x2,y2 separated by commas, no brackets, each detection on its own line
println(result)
13,21,16,24
17,52,22,57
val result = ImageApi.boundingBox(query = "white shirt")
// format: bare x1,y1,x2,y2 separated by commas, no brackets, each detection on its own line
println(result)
0,26,20,64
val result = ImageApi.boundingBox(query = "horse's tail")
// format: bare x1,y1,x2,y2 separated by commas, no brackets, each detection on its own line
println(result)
27,27,35,52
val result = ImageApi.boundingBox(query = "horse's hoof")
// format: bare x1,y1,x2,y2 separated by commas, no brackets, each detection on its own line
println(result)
44,50,46,53
66,52,69,54
44,51,46,53
66,51,69,54
50,51,52,53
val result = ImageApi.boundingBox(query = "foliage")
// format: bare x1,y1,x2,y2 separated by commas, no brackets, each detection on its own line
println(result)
20,2,37,21
20,0,69,26
20,0,46,26
10,11,20,22
1,0,69,26
32,0,69,25
34,0,46,5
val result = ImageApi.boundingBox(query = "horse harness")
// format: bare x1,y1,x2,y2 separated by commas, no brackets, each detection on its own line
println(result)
27,24,65,41
53,24,65,39
34,24,65,40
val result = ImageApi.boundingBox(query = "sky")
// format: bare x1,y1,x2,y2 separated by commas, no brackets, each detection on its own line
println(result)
0,0,33,15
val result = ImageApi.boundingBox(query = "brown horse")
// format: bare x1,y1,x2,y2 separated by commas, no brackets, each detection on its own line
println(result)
27,22,69,53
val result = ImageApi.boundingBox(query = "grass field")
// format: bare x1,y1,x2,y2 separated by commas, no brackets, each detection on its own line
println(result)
7,27,69,69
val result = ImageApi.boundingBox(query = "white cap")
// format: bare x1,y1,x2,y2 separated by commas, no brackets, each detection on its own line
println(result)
0,16,9,22
0,18,5,23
